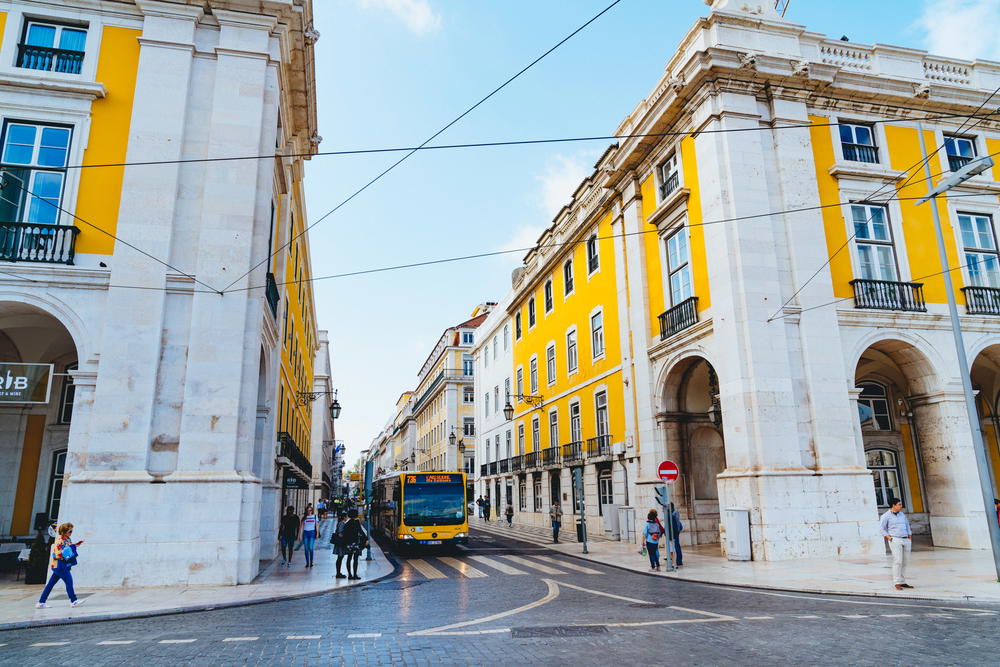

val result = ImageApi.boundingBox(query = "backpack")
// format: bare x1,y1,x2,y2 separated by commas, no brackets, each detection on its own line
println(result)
647,522,662,541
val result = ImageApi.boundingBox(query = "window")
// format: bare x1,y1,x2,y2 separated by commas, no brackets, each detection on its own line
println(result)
595,391,609,437
567,329,578,373
944,135,976,172
549,409,559,447
519,477,527,510
462,331,474,345
529,357,538,394
463,417,475,437
0,122,72,224
58,362,77,424
503,324,510,350
851,204,897,281
867,449,904,509
839,123,878,163
492,336,498,359
463,386,474,403
570,401,582,443
505,377,511,403
857,382,892,431
517,423,525,455
484,344,488,368
959,213,1000,288
666,227,692,306
494,386,500,413
505,430,512,458
18,21,87,74
463,354,474,376
599,469,614,507
484,393,490,417
516,367,524,398
515,313,522,340
533,477,542,512
659,150,680,199
528,298,536,328
564,259,574,295
531,416,540,451
591,311,605,359
587,234,599,273
46,449,66,522
544,280,554,313
546,344,556,385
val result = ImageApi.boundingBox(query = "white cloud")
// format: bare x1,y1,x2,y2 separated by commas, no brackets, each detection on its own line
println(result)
354,0,442,36
916,0,1000,61
537,152,593,217
500,224,546,253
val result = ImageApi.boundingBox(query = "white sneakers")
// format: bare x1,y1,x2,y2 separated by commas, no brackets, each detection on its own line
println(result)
71,599,85,607
36,599,85,609
35,602,47,609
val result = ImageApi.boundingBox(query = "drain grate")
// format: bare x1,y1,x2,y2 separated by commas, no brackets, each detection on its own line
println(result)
511,626,608,638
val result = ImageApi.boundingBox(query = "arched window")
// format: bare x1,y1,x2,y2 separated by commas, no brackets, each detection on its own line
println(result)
866,448,904,508
857,382,892,431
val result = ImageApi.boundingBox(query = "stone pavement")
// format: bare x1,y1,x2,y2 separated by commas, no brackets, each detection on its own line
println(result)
0,536,393,629
471,517,1000,602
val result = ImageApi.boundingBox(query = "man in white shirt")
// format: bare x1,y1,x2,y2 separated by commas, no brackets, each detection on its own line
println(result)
880,499,913,590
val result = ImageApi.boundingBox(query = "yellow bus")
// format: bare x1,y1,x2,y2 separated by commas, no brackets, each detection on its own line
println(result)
371,472,469,550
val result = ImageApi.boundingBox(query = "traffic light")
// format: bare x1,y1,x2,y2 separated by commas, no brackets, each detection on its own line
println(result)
654,486,668,507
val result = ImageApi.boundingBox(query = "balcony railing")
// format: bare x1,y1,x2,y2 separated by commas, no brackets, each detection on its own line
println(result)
278,431,313,478
659,296,699,340
0,223,80,265
962,285,1000,315
17,44,85,74
265,272,279,318
562,441,583,464
948,154,973,171
659,171,680,200
488,461,498,476
586,434,613,459
511,454,523,472
540,446,561,468
841,142,879,164
480,463,488,477
523,451,539,469
850,279,926,312
498,458,510,474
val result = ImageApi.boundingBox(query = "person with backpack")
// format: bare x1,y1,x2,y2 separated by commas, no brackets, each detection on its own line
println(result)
339,509,368,580
36,522,85,608
279,505,299,568
482,497,491,521
301,504,318,568
669,502,684,567
643,509,665,571
505,502,514,527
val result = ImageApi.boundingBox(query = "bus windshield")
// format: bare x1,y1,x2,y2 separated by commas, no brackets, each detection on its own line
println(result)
403,483,466,526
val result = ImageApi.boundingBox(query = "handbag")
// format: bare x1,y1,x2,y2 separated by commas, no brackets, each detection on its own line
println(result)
60,544,74,560
639,544,647,556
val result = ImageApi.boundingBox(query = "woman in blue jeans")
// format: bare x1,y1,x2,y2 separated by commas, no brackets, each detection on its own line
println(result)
37,522,85,608
301,504,318,567
643,510,665,571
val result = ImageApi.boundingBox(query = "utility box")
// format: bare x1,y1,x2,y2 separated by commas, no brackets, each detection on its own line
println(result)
602,503,620,539
724,508,751,561
618,506,636,543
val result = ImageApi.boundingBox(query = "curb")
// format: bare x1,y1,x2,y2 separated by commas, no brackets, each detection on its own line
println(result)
471,524,1000,605
0,547,401,631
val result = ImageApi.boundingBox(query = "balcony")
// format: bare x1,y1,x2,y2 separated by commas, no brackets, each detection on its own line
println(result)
278,431,312,478
540,446,561,468
585,434,613,459
962,285,1000,315
562,441,583,464
488,461,498,476
511,454,523,472
17,44,85,75
498,458,510,474
0,223,80,265
659,171,680,200
658,296,699,340
265,272,279,318
948,154,973,172
850,279,926,312
480,463,488,477
841,142,878,164
523,451,539,469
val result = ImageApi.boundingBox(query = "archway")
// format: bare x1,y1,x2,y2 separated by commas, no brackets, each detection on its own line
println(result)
970,343,1000,505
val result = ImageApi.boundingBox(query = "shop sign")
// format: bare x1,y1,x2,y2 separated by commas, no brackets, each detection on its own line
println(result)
283,471,308,489
0,363,53,404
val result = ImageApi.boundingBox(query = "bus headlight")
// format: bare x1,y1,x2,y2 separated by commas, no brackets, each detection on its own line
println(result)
401,534,415,540
454,532,467,539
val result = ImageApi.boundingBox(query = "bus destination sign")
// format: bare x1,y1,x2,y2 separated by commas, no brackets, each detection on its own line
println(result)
407,473,462,484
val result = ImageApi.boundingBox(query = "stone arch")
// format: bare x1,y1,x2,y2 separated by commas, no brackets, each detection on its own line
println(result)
849,330,944,396
969,341,1000,510
0,291,93,367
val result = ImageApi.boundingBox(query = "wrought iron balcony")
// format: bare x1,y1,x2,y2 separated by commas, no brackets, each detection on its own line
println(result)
265,272,279,318
562,441,583,464
511,454,523,472
278,431,312,478
659,171,680,200
488,461,498,476
586,434,613,459
659,296,699,340
0,223,80,265
498,458,510,474
962,285,1000,315
480,463,488,477
540,446,561,468
523,451,539,469
850,279,926,312
17,44,84,74
948,154,973,172
841,142,879,164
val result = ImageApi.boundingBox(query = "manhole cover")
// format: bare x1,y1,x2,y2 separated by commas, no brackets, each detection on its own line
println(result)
511,626,608,638
629,603,668,609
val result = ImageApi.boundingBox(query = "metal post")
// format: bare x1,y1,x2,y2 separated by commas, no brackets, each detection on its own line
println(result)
664,481,676,572
917,123,1000,581
575,468,588,554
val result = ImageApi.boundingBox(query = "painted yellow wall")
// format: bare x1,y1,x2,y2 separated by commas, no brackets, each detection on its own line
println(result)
681,136,711,313
11,415,45,535
0,12,7,43
808,115,855,299
899,423,924,514
75,27,141,255
640,174,665,339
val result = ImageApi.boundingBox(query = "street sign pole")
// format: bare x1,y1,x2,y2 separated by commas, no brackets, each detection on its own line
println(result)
574,468,589,554
656,459,680,572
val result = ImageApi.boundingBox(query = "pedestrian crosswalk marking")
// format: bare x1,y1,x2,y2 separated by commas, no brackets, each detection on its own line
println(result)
500,555,567,574
532,555,601,574
286,635,321,640
438,556,488,578
97,640,135,645
467,555,528,575
348,633,382,638
159,639,197,644
408,558,448,579
223,637,259,642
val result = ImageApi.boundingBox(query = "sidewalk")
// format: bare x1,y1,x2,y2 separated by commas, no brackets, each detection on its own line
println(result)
0,540,394,629
471,517,1000,602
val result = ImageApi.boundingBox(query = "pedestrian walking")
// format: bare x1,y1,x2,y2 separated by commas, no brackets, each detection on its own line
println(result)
549,502,563,543
301,504,318,568
340,509,368,580
995,498,999,528
279,505,299,568
483,497,491,521
669,502,684,567
476,495,484,518
880,499,913,590
505,503,514,527
643,509,665,571
331,512,349,578
37,522,85,608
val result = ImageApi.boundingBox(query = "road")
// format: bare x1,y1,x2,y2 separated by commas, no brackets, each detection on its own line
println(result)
2,529,998,665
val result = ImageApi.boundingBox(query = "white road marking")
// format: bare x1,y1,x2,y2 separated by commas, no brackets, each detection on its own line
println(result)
438,556,488,578
286,635,321,640
532,555,602,574
881,614,912,617
223,637,259,642
31,642,68,647
926,614,954,618
501,555,567,574
408,558,447,579
97,640,136,645
467,555,528,575
347,633,382,639
744,616,774,620
841,615,868,619
410,579,561,636
795,615,821,619
159,639,197,644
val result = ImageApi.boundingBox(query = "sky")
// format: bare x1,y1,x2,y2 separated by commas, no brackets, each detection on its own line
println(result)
304,0,1000,468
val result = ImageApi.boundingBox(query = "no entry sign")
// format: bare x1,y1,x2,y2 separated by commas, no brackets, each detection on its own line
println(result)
657,459,679,483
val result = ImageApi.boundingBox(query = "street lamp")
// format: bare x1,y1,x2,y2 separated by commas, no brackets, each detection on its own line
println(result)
503,393,544,421
503,401,514,421
915,126,1000,581
298,389,342,420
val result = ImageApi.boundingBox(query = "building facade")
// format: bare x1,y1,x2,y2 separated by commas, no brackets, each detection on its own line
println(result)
480,0,1000,560
0,0,322,586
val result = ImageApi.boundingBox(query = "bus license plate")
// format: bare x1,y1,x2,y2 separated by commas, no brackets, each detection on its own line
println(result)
425,540,442,545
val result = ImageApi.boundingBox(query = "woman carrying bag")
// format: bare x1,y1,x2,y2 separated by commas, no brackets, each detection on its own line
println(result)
37,522,85,608
339,509,368,581
642,510,666,571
